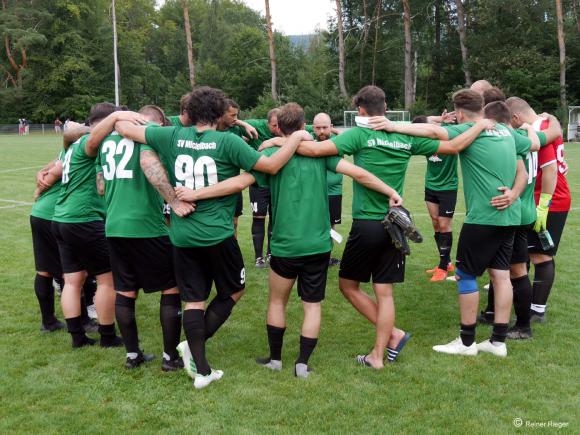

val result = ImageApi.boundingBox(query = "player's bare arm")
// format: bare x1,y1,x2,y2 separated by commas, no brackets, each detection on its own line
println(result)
368,116,449,139
140,149,195,217
519,123,540,151
539,113,564,144
437,118,495,154
252,130,305,174
114,121,147,144
175,172,256,203
335,159,402,207
36,160,56,190
86,111,147,157
490,160,528,210
96,171,105,196
235,120,258,140
259,135,339,157
63,125,90,149
33,160,63,199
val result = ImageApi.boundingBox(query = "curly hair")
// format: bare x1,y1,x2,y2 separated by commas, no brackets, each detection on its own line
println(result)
186,86,227,125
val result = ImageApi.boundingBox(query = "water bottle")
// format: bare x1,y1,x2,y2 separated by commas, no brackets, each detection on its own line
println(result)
538,230,555,251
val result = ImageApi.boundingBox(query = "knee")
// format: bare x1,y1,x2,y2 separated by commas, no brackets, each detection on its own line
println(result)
456,268,478,295
37,271,52,278
230,289,245,302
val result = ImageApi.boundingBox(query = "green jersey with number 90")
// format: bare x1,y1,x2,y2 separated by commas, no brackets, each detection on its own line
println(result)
97,130,167,238
144,126,262,247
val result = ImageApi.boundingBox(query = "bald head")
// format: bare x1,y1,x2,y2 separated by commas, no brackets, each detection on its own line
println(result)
506,96,536,127
312,112,333,141
470,80,493,95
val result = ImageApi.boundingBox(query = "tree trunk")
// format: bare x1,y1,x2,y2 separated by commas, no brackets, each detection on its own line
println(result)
455,0,471,86
265,0,278,101
358,0,369,85
181,0,196,89
371,0,382,85
573,0,580,33
403,0,415,109
555,0,566,113
335,0,348,97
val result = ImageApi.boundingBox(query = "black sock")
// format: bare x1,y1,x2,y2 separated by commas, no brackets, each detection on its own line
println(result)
160,294,182,359
98,323,118,345
434,232,441,262
83,275,96,306
484,282,495,314
66,316,94,347
80,297,90,324
532,259,555,307
34,274,56,325
267,324,286,361
438,232,452,270
204,296,235,340
266,217,272,256
491,323,509,343
512,275,532,328
115,294,139,354
252,218,265,259
183,309,211,375
296,335,318,365
460,323,476,347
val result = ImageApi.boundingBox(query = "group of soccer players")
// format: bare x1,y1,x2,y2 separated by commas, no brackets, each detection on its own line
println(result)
29,79,570,388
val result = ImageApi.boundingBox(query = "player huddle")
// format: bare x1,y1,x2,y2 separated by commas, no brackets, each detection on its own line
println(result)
29,81,570,389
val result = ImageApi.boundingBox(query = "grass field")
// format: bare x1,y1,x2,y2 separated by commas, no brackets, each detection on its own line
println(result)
0,134,578,434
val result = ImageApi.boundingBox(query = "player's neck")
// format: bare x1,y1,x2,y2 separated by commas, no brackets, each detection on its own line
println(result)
196,123,217,132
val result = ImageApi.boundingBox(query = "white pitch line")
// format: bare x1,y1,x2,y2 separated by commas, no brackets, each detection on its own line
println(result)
0,165,43,173
0,198,33,205
0,203,32,210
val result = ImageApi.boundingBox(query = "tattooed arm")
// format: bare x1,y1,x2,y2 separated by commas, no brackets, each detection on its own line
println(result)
96,171,105,196
140,149,195,217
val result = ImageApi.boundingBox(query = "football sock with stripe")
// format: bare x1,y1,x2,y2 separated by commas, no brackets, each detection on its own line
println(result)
512,275,532,328
160,293,182,360
204,296,235,340
34,274,56,325
252,218,265,259
532,259,555,310
460,323,476,347
491,323,509,344
438,232,452,270
183,309,211,376
115,294,139,354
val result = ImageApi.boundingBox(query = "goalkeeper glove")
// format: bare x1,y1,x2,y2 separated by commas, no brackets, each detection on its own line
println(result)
533,193,552,233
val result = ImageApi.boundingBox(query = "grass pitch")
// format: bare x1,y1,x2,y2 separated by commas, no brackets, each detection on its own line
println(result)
0,134,578,433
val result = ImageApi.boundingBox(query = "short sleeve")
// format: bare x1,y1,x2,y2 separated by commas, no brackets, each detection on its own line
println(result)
538,143,557,168
331,128,364,156
443,124,468,140
410,136,440,156
249,148,275,187
513,132,531,158
537,131,547,147
325,156,342,172
224,133,262,171
144,126,177,155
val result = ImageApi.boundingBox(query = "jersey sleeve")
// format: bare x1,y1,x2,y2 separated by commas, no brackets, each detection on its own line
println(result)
410,136,440,156
331,128,364,156
538,142,557,169
249,148,275,187
325,156,342,172
246,119,267,130
144,126,176,155
225,134,262,171
537,131,547,147
442,124,469,140
512,131,532,158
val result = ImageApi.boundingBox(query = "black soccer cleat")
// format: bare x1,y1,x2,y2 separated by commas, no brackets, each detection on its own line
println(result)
506,325,533,340
382,217,411,255
386,206,423,243
40,319,65,333
161,356,184,372
477,310,495,325
100,335,124,348
125,352,155,369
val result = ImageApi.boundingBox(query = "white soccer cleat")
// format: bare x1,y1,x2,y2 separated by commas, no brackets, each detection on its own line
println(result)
87,304,98,320
176,341,196,379
476,339,507,357
193,369,224,389
433,337,477,356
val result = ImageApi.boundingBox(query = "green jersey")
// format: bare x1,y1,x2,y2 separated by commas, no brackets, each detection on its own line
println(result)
30,150,64,221
327,169,343,196
53,136,106,223
445,123,520,226
245,119,275,150
253,148,341,257
97,131,167,238
168,115,184,127
144,126,262,247
331,127,439,220
224,125,246,138
425,153,458,191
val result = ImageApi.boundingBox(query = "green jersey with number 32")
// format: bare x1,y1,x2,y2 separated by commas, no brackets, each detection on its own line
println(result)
144,126,262,247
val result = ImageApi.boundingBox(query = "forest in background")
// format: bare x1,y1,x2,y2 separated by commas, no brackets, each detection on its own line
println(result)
1,0,579,125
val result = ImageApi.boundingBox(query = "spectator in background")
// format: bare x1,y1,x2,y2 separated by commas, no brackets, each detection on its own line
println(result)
54,118,63,133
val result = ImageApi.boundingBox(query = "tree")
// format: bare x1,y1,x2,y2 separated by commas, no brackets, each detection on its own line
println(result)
371,0,382,85
335,0,347,97
181,0,195,89
264,0,278,101
455,0,471,86
555,0,566,115
358,0,370,85
402,0,415,109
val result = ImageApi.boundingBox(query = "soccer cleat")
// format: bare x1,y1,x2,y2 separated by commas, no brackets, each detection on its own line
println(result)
266,253,272,263
506,325,533,340
125,352,155,369
100,335,124,348
162,356,184,372
177,341,197,379
476,339,507,357
386,206,423,243
430,268,448,282
329,257,341,267
82,318,99,333
432,337,477,356
40,319,65,333
477,310,495,325
530,311,546,324
294,363,312,378
382,218,411,255
255,257,267,269
193,369,223,389
256,357,282,371
426,263,455,274
87,304,98,320
72,335,97,349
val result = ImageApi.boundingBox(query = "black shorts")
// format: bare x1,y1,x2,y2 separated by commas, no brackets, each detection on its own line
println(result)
339,219,405,284
511,225,532,265
52,221,111,275
527,211,568,256
456,223,515,276
424,188,458,218
173,237,245,302
329,195,342,225
234,192,243,218
30,216,62,276
270,252,331,303
108,236,176,293
249,185,270,217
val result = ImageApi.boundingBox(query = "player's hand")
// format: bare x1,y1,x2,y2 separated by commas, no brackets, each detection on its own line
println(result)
293,130,314,141
174,186,197,202
36,170,50,190
368,116,394,131
519,122,531,130
258,137,284,151
389,193,403,207
170,198,195,217
441,110,456,124
490,186,516,210
115,111,147,125
476,118,496,130
242,123,258,140
533,193,551,232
